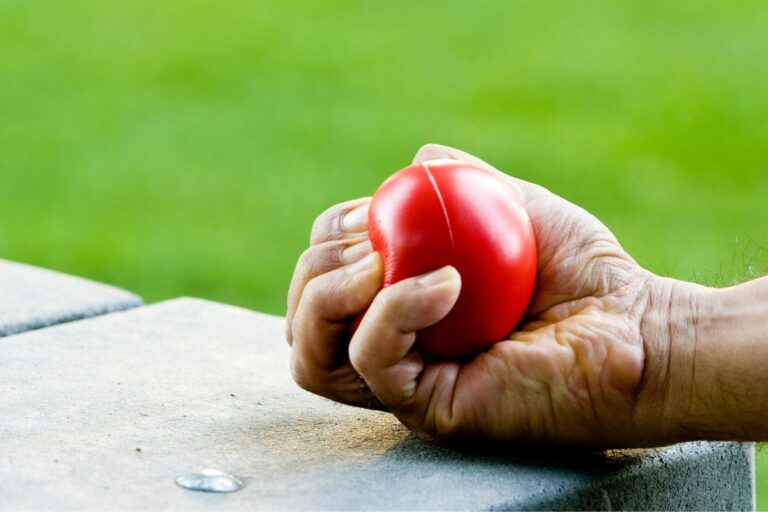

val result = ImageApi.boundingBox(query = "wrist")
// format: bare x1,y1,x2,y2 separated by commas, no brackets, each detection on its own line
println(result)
636,275,704,443
687,277,768,440
641,275,768,442
664,279,721,440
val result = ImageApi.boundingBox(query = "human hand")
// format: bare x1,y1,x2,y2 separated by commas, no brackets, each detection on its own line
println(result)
286,144,708,447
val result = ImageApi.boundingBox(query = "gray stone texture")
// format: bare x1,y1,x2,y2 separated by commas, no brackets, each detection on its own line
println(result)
0,298,754,510
0,259,142,337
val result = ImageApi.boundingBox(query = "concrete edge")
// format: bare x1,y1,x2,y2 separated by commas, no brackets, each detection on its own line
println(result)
0,292,143,338
0,296,282,340
511,442,755,511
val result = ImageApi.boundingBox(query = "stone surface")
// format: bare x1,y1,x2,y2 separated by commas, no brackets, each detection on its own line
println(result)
0,259,142,337
0,298,754,511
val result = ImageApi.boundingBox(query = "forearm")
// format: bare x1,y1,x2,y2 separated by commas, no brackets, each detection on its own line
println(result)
657,275,768,440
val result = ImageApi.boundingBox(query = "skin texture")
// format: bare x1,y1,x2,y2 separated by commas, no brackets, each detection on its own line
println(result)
286,143,768,447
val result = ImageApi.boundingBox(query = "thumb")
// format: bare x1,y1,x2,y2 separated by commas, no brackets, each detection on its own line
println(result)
349,266,461,408
412,143,529,202
413,143,497,172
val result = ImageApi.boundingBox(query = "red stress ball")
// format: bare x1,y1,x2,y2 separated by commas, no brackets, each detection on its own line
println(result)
366,159,537,358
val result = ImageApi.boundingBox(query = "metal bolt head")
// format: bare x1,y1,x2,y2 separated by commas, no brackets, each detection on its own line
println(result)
175,469,245,493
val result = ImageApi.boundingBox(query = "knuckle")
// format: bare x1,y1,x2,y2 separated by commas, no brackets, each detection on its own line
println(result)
396,413,440,444
369,284,400,316
301,274,326,306
304,265,368,321
424,397,466,444
310,208,343,246
367,282,414,326
290,356,321,395
297,241,349,282
348,344,368,376
294,247,315,280
434,417,463,443
301,272,348,322
289,249,317,299
414,143,443,161
297,246,315,268
309,217,326,245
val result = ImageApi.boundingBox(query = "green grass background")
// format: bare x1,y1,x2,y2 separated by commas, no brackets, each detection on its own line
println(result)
1,1,767,505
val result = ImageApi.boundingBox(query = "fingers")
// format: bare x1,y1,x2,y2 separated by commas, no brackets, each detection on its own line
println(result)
285,197,371,344
310,197,370,245
286,237,372,344
349,266,461,409
290,252,383,396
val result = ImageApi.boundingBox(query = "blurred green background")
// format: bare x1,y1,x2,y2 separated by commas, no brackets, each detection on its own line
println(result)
1,0,767,505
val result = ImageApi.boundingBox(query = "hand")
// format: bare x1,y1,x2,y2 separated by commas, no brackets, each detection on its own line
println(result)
286,144,695,447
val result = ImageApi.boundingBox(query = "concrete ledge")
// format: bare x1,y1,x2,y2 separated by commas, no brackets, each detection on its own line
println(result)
0,259,142,337
0,298,754,510
517,442,754,510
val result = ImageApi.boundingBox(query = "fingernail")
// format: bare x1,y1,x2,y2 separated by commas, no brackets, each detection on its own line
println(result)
340,240,373,264
341,204,369,233
417,266,459,286
346,251,379,274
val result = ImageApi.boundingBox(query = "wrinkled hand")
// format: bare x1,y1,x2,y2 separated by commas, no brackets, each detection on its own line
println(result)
286,144,682,447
